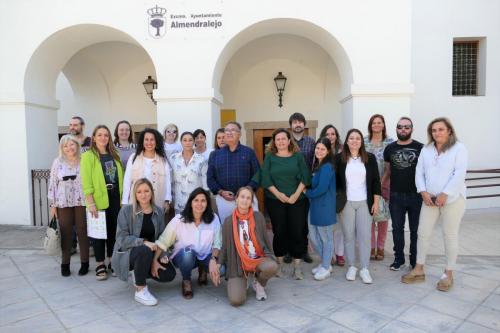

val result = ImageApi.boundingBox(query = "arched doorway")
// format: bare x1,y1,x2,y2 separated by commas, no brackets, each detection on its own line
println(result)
211,18,353,211
22,24,158,224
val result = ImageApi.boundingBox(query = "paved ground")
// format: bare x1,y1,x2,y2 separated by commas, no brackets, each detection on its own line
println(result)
0,209,499,333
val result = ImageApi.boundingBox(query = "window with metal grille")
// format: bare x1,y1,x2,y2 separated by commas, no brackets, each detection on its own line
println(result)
452,41,478,96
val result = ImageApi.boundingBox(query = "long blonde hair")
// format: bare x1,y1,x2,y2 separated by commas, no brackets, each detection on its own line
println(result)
58,134,81,162
131,178,155,223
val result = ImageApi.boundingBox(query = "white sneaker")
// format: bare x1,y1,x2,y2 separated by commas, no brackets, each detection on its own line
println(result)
360,268,373,284
314,267,331,281
252,280,267,301
311,264,322,275
346,266,358,281
134,286,158,306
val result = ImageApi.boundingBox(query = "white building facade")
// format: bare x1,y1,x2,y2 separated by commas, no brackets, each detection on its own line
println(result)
1,0,499,225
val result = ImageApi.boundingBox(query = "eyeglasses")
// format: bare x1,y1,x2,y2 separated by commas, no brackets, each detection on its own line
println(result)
62,175,77,181
224,128,240,133
396,125,412,130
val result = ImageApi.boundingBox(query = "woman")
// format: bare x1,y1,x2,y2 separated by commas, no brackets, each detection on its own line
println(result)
305,138,337,281
163,123,182,157
402,118,467,292
48,135,89,276
112,179,176,306
213,128,226,150
320,124,345,267
193,129,213,161
81,125,124,280
113,120,136,168
257,128,310,280
336,128,380,284
122,128,172,216
153,188,221,299
213,187,277,306
169,131,208,214
364,114,394,260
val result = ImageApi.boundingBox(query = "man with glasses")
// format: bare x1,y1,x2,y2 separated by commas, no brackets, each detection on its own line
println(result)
382,117,423,271
207,121,260,222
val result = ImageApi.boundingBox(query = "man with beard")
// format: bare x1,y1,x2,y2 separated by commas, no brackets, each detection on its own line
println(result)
288,113,315,263
68,116,92,255
69,116,91,152
382,117,423,271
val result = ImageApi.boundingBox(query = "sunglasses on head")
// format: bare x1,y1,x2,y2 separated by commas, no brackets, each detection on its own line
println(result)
396,125,412,130
62,175,77,181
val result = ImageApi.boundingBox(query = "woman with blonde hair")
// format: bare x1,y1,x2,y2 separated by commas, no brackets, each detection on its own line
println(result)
213,186,277,306
163,123,182,157
402,117,467,292
113,178,176,306
48,135,89,276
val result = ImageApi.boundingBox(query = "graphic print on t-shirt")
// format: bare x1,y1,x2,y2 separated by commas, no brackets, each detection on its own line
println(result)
391,148,420,170
104,160,117,184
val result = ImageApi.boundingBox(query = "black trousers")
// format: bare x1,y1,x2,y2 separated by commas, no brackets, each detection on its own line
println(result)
93,188,120,262
266,197,308,258
130,245,176,286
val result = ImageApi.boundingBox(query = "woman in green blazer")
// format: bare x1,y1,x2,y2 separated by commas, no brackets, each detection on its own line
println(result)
81,125,124,281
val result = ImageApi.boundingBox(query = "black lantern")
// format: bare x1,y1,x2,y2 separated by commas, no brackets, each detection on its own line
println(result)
274,72,287,108
142,75,158,105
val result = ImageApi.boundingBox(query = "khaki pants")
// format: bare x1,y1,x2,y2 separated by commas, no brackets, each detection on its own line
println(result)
227,258,277,306
416,196,466,270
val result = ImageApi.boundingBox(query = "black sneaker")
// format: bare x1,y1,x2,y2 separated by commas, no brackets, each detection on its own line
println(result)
390,261,404,271
283,254,292,264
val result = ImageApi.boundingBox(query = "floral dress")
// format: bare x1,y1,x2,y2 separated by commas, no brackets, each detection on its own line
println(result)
169,151,208,213
364,136,394,222
47,158,85,208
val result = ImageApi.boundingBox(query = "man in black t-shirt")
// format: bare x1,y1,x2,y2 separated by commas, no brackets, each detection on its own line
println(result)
382,117,423,271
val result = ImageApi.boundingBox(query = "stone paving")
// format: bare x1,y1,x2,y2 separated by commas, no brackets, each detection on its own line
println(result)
0,209,499,333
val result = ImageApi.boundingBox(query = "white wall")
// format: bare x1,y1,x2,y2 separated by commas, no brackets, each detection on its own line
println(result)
412,0,500,208
57,42,157,135
220,34,342,143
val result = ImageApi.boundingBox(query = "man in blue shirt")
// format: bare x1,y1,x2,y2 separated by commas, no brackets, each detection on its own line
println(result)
207,121,260,222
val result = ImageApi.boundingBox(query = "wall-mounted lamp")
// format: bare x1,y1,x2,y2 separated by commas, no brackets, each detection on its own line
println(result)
274,71,287,108
142,75,158,105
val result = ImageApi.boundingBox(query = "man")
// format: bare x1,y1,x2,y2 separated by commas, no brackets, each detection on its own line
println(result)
69,116,91,152
289,113,315,170
289,113,315,263
382,117,423,271
207,121,260,222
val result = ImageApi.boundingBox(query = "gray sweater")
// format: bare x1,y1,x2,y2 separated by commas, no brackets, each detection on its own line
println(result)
112,204,165,282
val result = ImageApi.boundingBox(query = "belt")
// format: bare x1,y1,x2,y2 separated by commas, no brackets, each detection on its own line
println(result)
106,184,116,190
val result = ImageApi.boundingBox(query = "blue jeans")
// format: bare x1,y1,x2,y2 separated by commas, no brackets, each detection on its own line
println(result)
308,223,334,269
172,248,211,281
389,192,422,266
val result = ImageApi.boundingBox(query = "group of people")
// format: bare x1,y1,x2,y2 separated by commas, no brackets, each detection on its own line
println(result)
47,112,467,307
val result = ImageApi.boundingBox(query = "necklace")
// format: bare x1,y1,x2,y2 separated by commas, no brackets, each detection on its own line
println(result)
351,155,360,160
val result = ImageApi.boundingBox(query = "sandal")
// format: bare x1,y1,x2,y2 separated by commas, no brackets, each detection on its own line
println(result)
108,263,116,277
96,264,108,281
182,280,193,299
437,274,453,292
197,265,208,286
370,248,376,260
401,271,425,284
375,249,384,261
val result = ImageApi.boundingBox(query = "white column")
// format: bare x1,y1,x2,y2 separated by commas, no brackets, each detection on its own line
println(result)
0,98,59,225
155,88,223,148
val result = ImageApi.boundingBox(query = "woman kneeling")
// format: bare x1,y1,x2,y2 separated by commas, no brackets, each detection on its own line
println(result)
154,187,221,299
112,178,176,306
214,187,278,306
